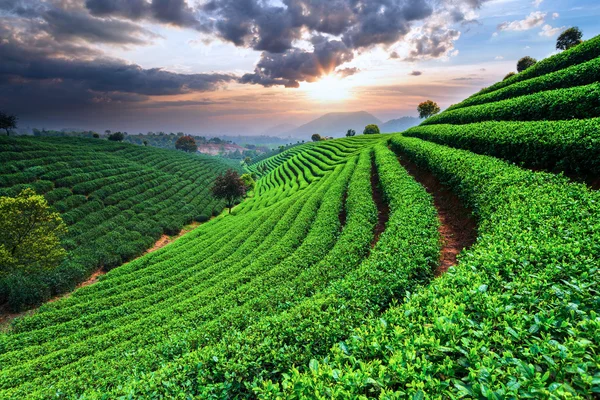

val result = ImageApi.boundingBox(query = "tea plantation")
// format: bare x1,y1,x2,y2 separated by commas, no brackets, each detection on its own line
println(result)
0,35,599,399
0,137,238,310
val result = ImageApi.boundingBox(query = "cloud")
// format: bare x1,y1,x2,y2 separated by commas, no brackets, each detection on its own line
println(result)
240,36,354,88
85,0,205,29
539,24,564,37
533,0,543,7
1,0,156,45
495,55,504,60
336,67,359,79
552,12,559,19
409,70,423,76
403,20,461,61
498,11,546,32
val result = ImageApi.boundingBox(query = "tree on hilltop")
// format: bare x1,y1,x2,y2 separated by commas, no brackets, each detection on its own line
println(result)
108,132,125,142
363,124,380,135
0,189,67,276
517,56,537,73
417,100,441,119
0,111,17,136
311,133,322,142
175,135,198,153
212,169,247,213
346,129,356,137
556,27,583,51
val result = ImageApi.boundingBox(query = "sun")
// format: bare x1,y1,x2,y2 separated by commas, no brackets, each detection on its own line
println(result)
301,75,354,102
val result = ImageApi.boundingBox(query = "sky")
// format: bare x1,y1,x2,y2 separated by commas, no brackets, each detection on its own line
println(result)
0,0,598,135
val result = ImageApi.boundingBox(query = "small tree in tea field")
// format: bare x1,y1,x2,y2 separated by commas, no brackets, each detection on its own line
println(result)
0,189,67,276
212,169,247,213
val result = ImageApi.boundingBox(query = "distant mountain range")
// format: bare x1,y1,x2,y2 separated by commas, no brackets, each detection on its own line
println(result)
270,111,420,138
380,116,420,133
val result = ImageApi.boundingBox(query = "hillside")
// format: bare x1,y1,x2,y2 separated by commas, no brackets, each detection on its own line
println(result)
285,111,382,138
0,36,599,399
0,137,237,311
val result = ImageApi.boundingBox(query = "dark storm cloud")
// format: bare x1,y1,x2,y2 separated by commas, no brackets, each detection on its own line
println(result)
240,37,354,88
0,0,156,45
85,0,206,29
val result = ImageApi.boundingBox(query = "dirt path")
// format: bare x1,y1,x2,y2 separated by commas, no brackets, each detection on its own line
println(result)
397,155,477,276
0,220,207,331
370,156,390,248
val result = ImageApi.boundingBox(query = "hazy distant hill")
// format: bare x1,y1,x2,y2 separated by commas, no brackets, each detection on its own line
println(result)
380,116,420,133
285,111,382,138
261,123,299,137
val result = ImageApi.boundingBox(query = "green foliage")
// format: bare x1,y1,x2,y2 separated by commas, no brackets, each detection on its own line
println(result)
447,56,600,112
240,173,256,193
405,118,600,176
422,82,600,125
271,136,600,398
517,56,537,72
503,71,515,80
557,27,583,50
212,169,246,212
346,129,356,137
0,189,67,275
363,124,380,134
468,34,600,99
175,135,198,153
107,132,124,142
417,100,441,119
311,133,322,142
0,136,235,310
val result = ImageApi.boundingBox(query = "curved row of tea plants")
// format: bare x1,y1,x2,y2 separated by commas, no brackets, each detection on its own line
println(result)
446,56,600,111
262,136,600,399
101,143,440,398
404,118,600,176
0,136,236,311
462,34,600,101
422,82,600,126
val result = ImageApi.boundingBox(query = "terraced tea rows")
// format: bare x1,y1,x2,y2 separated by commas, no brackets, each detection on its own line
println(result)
0,137,236,310
2,34,599,399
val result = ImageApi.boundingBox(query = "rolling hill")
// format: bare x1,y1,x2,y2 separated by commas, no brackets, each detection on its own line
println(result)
0,137,238,311
0,35,599,399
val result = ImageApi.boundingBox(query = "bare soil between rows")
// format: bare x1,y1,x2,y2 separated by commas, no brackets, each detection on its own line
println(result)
397,155,478,276
370,156,390,248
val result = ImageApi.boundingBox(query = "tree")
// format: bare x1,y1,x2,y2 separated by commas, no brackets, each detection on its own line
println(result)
0,189,67,276
175,135,198,152
0,111,17,135
143,140,148,146
211,169,247,213
556,27,583,51
363,124,380,135
244,156,251,164
311,133,322,142
240,173,256,194
517,56,537,73
417,100,441,119
108,131,125,142
92,133,100,138
503,72,516,81
346,129,356,137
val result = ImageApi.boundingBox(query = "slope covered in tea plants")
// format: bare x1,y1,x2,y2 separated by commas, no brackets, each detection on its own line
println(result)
0,136,237,311
2,35,600,399
260,35,600,399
